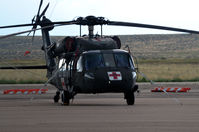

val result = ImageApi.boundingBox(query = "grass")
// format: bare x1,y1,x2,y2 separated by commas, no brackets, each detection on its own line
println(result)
137,58,199,64
136,62,199,82
0,79,45,84
0,59,199,84
0,59,47,84
0,69,47,84
0,59,45,66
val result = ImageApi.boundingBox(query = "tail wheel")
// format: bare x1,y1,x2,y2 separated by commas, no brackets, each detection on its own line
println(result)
125,91,135,105
61,90,70,105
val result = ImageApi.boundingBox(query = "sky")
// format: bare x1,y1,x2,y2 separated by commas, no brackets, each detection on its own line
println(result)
0,0,199,36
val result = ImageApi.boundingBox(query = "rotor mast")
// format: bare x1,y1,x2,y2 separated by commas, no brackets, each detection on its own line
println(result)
76,16,108,38
88,25,94,38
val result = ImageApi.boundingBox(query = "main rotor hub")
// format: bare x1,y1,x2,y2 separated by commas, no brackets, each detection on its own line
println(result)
76,16,109,38
76,16,109,26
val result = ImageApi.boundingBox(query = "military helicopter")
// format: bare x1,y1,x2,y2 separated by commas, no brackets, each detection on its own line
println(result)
1,0,199,105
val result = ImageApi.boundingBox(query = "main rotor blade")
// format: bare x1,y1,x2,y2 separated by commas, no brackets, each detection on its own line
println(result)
0,21,76,39
37,0,43,17
39,3,49,19
108,21,199,34
0,20,77,29
0,65,47,69
0,25,53,39
0,24,35,29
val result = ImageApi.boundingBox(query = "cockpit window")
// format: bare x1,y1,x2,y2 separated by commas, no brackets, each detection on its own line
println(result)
115,53,130,67
84,52,134,70
85,54,105,70
103,53,116,67
129,56,135,69
76,56,83,72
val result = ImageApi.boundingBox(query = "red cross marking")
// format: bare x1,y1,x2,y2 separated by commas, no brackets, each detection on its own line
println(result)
109,72,121,79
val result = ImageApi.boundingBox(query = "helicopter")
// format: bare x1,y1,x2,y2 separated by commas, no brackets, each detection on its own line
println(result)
1,0,199,105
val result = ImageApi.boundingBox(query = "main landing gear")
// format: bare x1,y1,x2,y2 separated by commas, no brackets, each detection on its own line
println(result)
61,90,70,105
125,85,138,105
54,85,139,106
125,90,135,105
53,90,73,105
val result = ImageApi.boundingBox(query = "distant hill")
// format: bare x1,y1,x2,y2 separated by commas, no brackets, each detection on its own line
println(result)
119,34,199,59
0,34,199,60
0,36,64,60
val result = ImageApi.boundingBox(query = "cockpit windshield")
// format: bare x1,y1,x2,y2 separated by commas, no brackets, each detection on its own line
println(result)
84,52,134,70
85,54,105,70
114,53,130,67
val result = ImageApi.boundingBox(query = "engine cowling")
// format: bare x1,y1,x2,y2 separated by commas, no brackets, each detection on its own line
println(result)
53,36,121,59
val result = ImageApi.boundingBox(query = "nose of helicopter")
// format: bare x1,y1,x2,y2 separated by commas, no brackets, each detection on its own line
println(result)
92,68,135,93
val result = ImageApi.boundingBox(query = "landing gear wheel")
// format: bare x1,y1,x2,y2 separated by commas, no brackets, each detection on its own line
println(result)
61,90,70,105
125,91,135,105
53,91,60,103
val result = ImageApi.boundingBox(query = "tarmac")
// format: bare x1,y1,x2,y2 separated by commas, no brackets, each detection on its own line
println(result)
0,82,199,132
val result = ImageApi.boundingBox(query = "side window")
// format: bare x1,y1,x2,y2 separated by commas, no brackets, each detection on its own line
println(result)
76,56,83,72
59,59,67,71
103,53,116,67
129,56,135,69
68,60,74,70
